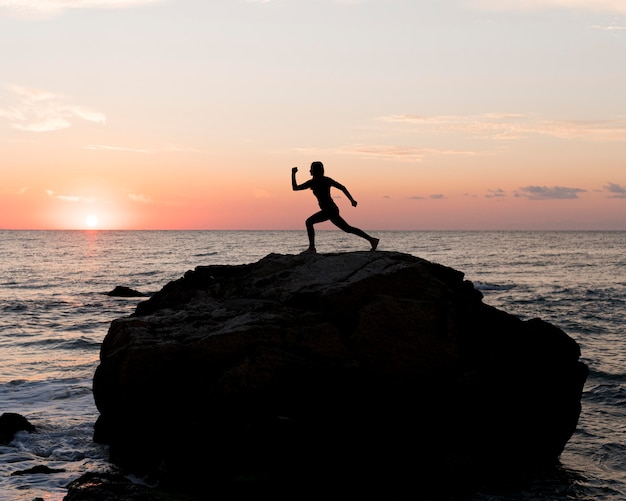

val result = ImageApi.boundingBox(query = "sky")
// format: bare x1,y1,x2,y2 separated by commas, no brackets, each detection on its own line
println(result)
1,0,625,230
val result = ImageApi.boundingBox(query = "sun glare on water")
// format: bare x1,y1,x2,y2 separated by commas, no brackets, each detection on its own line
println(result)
85,215,99,229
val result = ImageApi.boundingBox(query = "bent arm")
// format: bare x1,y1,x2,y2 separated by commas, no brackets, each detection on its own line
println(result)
291,167,310,191
331,179,358,207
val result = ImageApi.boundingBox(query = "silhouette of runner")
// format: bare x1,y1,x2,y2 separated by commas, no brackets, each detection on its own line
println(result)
292,161,379,253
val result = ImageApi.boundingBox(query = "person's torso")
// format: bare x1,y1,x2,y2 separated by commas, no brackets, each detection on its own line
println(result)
311,177,337,210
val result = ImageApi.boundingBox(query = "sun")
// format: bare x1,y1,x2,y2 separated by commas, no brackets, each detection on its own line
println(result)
85,214,99,228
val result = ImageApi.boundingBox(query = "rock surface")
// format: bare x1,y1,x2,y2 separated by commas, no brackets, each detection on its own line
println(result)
93,251,588,496
64,473,183,501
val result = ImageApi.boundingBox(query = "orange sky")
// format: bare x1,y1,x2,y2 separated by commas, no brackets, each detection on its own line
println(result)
1,0,625,230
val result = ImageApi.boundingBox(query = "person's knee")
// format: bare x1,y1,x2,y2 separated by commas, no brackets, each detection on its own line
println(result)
306,215,322,226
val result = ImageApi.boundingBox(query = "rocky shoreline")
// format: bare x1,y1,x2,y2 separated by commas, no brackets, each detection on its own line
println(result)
85,251,587,498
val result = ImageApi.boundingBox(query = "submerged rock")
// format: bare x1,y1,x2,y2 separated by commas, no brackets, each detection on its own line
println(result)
93,251,587,496
105,286,147,298
0,413,36,445
11,465,65,476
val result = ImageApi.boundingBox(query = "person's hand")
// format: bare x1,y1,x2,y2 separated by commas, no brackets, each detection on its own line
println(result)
351,200,358,207
292,167,298,173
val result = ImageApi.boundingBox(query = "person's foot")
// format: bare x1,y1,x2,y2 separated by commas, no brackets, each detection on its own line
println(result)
301,247,317,254
370,238,379,251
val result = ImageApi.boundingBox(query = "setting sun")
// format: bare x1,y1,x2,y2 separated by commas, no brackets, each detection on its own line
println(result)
85,215,99,229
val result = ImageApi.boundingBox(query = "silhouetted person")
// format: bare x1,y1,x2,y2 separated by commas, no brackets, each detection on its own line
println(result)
292,161,379,253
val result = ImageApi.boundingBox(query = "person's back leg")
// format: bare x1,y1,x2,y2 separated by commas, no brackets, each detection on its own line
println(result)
330,214,379,250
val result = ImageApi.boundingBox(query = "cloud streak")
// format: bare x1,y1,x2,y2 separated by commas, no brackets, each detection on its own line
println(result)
128,192,154,203
0,85,105,132
382,113,626,142
342,144,476,162
593,24,626,31
0,185,29,195
470,0,626,13
46,190,96,203
517,185,587,200
604,182,626,198
86,143,204,154
86,144,151,154
485,188,507,198
0,0,160,17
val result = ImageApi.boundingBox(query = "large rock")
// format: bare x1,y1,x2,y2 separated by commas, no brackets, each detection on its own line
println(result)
93,251,587,496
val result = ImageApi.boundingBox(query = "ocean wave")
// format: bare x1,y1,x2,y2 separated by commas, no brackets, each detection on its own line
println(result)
592,442,626,471
473,281,516,291
58,338,102,350
11,337,101,350
194,251,219,257
584,381,626,405
0,302,29,313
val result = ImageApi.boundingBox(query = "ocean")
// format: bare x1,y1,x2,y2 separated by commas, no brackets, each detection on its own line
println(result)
0,230,624,500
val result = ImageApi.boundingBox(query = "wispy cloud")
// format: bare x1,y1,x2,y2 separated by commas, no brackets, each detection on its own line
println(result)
128,192,154,203
86,143,204,154
593,24,626,31
470,0,626,14
381,113,626,142
604,181,626,198
163,144,206,154
539,119,626,141
517,185,587,200
349,145,435,162
245,0,365,3
0,185,29,195
86,144,151,154
46,190,96,203
0,0,161,18
407,194,446,200
342,144,476,162
485,188,507,198
0,85,105,132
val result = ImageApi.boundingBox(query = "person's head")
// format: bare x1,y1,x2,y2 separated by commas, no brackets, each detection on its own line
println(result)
310,161,324,177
